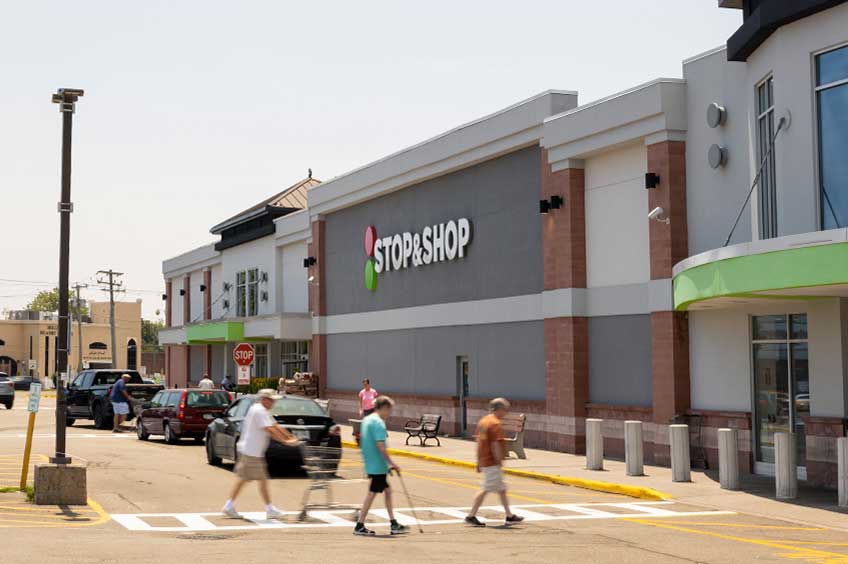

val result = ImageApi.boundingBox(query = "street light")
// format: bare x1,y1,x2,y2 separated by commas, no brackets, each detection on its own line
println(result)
50,88,84,465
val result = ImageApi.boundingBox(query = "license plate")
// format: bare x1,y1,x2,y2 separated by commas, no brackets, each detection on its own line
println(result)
293,430,310,440
202,413,214,420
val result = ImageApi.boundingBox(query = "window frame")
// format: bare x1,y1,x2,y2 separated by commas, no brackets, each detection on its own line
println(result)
813,41,848,230
755,74,778,240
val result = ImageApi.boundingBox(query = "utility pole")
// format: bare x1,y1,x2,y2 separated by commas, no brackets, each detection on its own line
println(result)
51,87,84,465
96,270,123,369
73,283,89,373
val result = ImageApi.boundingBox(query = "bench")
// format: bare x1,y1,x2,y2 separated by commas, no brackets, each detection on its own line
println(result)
501,413,527,459
404,414,442,446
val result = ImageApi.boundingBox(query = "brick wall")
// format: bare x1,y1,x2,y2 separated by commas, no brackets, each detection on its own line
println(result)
804,416,843,489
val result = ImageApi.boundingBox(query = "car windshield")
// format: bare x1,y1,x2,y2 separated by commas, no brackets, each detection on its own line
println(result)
270,398,326,417
186,391,230,408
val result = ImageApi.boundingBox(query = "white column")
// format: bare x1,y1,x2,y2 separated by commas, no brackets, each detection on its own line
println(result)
669,424,691,482
586,418,603,471
624,420,644,476
775,432,797,499
718,428,739,490
838,437,848,507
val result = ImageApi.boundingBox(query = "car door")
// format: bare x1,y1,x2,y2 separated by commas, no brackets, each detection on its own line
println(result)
144,392,164,434
220,399,248,460
66,372,90,417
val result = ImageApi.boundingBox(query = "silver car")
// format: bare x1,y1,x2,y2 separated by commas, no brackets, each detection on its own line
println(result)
0,372,14,410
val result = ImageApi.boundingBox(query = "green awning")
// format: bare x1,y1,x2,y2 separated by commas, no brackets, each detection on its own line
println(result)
673,242,848,311
186,322,244,344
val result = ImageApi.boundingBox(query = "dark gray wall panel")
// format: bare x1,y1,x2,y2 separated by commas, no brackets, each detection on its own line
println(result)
326,321,544,401
324,147,542,316
588,315,653,406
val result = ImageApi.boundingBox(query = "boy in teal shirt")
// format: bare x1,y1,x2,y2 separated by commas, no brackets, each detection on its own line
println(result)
354,395,409,536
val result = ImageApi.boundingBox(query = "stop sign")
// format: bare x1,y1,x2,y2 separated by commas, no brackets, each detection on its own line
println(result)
233,343,255,366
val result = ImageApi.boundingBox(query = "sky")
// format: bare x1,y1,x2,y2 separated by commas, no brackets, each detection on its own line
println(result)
0,1,741,320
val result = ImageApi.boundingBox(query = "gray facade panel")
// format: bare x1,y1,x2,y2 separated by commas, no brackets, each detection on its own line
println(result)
324,147,543,316
588,315,653,407
326,321,544,401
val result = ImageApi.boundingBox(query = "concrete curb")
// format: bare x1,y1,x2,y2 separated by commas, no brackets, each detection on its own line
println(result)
341,440,669,501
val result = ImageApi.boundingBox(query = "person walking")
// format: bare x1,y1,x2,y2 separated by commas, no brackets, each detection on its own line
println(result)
353,396,409,536
110,373,132,433
464,398,525,527
358,378,378,417
222,389,299,520
198,373,214,389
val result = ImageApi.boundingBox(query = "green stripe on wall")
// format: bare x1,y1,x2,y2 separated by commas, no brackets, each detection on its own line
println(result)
673,242,848,310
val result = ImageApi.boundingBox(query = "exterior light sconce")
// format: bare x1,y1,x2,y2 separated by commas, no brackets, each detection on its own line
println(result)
308,275,315,283
303,257,317,268
199,284,207,292
549,195,564,209
223,299,230,310
645,173,660,189
161,293,167,301
179,289,186,296
648,206,670,224
222,282,232,292
260,291,268,302
539,199,551,214
260,271,269,283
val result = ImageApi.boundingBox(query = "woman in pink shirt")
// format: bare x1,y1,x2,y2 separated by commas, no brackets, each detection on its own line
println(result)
358,378,379,417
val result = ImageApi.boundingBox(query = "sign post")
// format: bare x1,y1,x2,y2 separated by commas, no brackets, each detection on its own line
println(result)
233,343,255,387
20,382,42,489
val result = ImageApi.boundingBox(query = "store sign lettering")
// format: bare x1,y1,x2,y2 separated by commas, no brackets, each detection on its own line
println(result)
363,219,472,291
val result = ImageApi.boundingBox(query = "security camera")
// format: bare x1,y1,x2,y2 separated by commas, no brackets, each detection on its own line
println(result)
648,206,670,224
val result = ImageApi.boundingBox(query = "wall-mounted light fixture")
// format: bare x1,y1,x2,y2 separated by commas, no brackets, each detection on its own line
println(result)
539,199,551,214
161,293,168,301
260,271,268,283
648,206,670,224
199,284,207,292
303,257,317,268
708,144,728,169
222,282,231,292
549,195,564,209
179,289,186,296
223,299,230,310
260,291,268,302
645,172,661,189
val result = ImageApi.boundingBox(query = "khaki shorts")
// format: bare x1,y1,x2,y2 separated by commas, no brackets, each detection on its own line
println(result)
235,454,269,481
481,465,506,492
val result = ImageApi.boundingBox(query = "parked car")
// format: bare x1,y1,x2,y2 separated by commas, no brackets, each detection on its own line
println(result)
65,369,163,429
0,373,13,410
9,375,40,391
137,388,232,444
205,394,341,469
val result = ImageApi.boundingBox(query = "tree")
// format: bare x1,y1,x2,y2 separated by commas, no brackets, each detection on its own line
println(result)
26,288,88,315
142,319,165,352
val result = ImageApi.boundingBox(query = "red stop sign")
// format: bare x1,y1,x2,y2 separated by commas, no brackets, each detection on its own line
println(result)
233,343,255,366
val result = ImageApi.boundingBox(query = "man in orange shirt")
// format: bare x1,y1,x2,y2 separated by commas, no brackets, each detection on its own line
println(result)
464,398,524,527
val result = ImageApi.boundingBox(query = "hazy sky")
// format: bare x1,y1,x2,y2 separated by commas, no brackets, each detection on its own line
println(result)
0,1,741,319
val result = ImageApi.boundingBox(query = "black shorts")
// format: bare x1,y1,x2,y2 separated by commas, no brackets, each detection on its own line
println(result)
368,474,389,493
362,408,375,417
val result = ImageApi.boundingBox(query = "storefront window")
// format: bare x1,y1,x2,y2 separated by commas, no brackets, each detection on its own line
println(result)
752,314,809,468
235,268,260,317
280,341,309,376
817,44,848,229
756,75,778,239
236,271,247,317
254,343,268,378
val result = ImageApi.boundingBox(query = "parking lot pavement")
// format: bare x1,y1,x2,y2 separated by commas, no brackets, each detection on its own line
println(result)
4,406,848,563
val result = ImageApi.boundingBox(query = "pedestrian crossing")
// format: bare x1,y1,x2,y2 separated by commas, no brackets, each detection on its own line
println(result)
112,501,734,532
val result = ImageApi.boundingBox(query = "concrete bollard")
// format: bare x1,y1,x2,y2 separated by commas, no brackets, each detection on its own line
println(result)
624,420,644,476
586,418,604,471
717,428,739,490
669,424,691,482
838,437,847,507
775,432,797,499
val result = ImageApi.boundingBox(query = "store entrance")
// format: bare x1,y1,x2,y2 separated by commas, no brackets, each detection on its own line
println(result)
457,356,470,437
751,314,810,478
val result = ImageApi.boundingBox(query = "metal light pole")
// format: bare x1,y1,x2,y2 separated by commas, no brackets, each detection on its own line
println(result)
51,88,84,465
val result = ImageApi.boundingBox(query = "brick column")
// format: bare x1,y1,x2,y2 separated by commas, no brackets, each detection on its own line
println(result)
183,274,191,326
203,269,212,321
165,279,172,327
647,140,690,466
541,150,589,454
309,218,328,397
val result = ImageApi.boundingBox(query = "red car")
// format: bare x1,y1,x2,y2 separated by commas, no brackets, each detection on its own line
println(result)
136,388,231,444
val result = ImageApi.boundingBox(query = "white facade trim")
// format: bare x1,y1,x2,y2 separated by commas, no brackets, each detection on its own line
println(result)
162,243,221,278
244,313,312,341
158,327,186,346
672,227,848,277
307,91,578,216
274,209,311,246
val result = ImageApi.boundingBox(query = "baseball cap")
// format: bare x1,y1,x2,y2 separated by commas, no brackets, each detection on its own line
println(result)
257,388,281,400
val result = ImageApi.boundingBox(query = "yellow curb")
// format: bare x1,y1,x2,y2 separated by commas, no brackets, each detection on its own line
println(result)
341,440,669,501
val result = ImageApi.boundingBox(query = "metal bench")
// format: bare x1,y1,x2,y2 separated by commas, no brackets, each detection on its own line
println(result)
404,414,442,446
501,413,527,459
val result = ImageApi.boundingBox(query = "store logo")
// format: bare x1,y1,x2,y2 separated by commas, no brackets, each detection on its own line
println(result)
363,219,472,291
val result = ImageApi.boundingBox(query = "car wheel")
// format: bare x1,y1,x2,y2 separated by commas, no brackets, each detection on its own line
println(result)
164,422,178,444
206,434,222,466
93,403,112,430
3,402,11,410
66,417,75,426
137,420,150,441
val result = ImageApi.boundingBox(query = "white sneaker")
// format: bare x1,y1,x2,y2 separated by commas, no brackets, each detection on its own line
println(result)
266,507,284,520
222,507,241,519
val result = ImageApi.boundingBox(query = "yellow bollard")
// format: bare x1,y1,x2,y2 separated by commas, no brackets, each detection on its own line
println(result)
20,411,36,490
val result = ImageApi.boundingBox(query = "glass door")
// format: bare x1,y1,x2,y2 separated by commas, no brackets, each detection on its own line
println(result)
752,314,809,475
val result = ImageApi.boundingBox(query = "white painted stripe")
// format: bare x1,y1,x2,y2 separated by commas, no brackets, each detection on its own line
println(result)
0,433,132,439
112,502,735,532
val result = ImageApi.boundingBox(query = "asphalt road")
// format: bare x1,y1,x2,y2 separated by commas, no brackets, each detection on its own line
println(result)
2,394,848,564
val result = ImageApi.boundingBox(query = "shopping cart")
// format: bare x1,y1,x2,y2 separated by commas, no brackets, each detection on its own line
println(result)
298,445,360,521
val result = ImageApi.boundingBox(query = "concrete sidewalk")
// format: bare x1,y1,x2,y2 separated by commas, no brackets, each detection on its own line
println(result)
340,423,848,531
